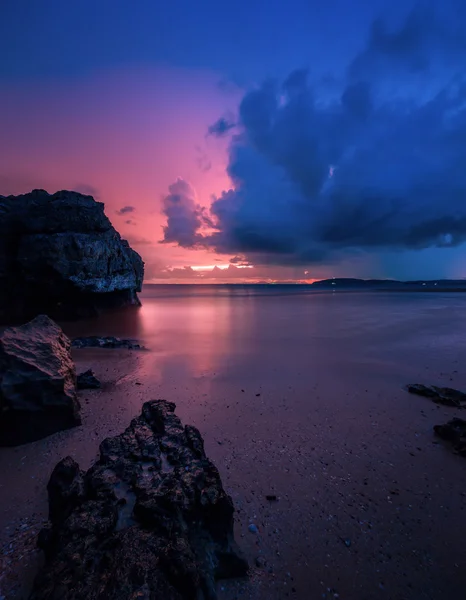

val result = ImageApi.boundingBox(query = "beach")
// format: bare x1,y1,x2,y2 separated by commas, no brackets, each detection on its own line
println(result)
1,286,466,599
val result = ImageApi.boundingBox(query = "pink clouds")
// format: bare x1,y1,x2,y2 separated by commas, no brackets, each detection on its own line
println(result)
0,66,237,270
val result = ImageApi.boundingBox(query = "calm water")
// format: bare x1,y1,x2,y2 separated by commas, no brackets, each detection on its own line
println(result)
63,284,466,383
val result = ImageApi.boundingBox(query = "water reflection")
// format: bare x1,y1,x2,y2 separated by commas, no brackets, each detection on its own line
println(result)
139,292,254,376
61,287,256,378
61,305,144,340
60,287,466,386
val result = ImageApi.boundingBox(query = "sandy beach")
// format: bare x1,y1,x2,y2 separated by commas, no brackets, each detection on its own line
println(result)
1,288,466,599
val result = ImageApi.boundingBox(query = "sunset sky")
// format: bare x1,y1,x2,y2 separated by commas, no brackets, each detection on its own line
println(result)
1,0,466,282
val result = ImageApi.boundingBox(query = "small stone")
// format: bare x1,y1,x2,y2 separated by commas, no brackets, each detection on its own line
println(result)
248,524,258,534
255,556,266,568
77,369,101,390
266,494,278,501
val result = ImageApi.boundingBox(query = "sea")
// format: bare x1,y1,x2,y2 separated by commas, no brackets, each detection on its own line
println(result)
63,284,466,384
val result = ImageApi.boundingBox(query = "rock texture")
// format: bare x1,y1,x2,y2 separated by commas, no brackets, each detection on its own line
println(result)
0,315,80,446
406,383,466,408
0,189,144,322
72,336,142,350
77,369,101,390
31,400,248,599
434,418,466,456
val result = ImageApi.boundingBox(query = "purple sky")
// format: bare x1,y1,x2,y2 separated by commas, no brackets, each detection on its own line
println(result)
1,0,466,282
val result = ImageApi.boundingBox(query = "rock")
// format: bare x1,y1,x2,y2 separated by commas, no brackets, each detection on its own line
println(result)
265,494,278,502
406,384,466,408
434,418,466,456
0,315,80,446
76,369,101,390
0,189,144,323
72,336,142,350
255,556,266,568
31,400,248,599
248,524,258,534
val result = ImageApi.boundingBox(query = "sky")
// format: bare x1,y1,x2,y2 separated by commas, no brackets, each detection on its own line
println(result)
1,0,466,282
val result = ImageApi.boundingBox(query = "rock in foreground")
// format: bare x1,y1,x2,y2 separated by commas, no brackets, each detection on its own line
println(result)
0,315,80,446
406,383,466,408
434,418,466,456
0,189,144,322
31,400,248,600
76,369,101,389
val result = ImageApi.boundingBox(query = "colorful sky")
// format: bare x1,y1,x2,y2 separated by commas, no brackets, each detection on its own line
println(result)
1,0,466,282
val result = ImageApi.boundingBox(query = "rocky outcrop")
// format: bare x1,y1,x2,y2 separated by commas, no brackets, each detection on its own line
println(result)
31,400,248,599
72,336,142,350
406,384,466,408
77,369,101,390
0,315,80,446
0,189,144,322
434,418,466,456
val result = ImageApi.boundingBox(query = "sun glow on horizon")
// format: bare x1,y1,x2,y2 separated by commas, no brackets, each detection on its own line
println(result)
190,264,254,271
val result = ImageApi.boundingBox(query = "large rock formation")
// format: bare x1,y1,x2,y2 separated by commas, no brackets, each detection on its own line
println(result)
31,400,248,599
0,315,81,446
0,189,144,322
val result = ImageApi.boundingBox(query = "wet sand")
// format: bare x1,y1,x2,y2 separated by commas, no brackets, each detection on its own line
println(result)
1,289,466,599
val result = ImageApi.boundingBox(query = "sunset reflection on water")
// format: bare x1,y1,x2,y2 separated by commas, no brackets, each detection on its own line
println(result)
137,288,254,375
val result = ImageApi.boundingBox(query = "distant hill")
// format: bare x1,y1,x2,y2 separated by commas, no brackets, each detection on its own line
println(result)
310,278,466,291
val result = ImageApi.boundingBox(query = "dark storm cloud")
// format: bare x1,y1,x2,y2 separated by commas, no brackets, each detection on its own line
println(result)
207,116,236,137
116,205,136,215
162,5,466,266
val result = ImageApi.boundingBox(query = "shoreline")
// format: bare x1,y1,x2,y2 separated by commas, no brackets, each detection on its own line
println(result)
0,342,466,600
0,284,466,600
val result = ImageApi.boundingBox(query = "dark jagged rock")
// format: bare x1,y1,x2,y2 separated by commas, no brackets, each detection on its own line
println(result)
0,315,80,446
434,418,466,456
0,189,144,323
31,400,248,600
406,383,466,408
76,369,101,390
72,336,142,350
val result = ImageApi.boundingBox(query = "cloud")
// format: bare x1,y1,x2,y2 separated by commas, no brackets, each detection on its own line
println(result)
116,205,136,215
160,5,466,267
161,177,204,247
207,116,236,137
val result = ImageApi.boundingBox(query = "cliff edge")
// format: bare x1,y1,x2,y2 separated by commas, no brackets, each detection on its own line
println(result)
0,189,144,322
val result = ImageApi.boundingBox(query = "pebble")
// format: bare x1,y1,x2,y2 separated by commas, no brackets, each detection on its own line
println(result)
248,524,258,534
